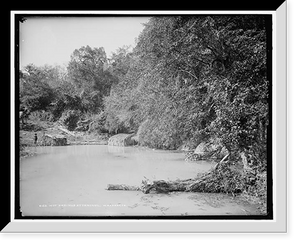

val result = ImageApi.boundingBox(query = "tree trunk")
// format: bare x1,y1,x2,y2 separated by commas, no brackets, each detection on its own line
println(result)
107,184,140,191
106,155,243,194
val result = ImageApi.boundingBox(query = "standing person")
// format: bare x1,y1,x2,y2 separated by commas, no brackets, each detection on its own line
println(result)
34,133,38,146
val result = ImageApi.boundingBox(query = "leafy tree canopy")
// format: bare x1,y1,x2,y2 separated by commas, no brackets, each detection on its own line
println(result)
67,45,117,112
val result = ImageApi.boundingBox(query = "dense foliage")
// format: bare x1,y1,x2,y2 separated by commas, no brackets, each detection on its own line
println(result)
104,16,269,169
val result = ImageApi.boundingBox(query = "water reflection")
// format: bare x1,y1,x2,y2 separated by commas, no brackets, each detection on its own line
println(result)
107,145,126,154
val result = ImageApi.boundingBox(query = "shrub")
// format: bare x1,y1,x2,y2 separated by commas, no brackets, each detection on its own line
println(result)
137,119,182,150
59,110,81,131
88,112,108,134
29,110,54,122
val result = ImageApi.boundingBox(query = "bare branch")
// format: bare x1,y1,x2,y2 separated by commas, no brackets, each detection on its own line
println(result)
177,69,198,80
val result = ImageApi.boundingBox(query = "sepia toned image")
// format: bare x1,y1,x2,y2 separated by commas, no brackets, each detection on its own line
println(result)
18,14,272,218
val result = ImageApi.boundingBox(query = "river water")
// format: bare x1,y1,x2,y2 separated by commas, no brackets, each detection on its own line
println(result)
20,145,261,216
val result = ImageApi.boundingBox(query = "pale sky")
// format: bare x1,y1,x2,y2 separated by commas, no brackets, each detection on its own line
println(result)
20,17,150,68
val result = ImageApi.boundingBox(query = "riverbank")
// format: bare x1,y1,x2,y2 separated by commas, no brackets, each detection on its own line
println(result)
19,119,109,158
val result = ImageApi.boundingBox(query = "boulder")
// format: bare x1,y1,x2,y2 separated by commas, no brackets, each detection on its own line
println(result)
194,142,207,155
194,138,229,160
178,142,196,152
108,133,136,147
131,135,139,144
43,134,67,146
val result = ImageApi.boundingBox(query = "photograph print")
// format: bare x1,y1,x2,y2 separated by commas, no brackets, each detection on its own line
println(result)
16,13,272,219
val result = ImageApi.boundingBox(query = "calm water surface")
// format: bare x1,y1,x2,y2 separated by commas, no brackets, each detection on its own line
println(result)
20,145,261,216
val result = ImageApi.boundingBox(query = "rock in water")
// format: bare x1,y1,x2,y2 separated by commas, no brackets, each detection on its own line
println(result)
108,133,137,146
194,142,207,155
43,134,67,146
193,138,229,160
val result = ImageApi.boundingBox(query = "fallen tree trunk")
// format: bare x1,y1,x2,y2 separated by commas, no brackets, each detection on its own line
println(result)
107,184,140,191
106,178,205,194
106,156,244,194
